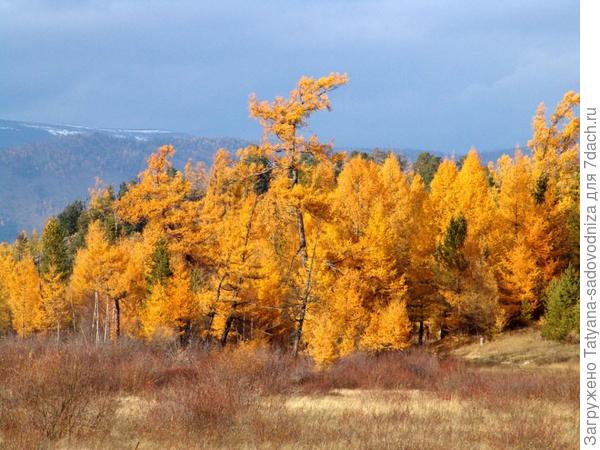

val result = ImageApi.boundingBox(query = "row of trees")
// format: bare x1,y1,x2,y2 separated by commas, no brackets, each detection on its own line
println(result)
0,75,580,362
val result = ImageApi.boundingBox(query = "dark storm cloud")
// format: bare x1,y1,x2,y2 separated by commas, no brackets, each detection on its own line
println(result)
0,0,578,152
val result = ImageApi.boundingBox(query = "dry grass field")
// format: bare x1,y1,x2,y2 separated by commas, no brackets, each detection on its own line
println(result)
450,326,579,369
0,330,579,450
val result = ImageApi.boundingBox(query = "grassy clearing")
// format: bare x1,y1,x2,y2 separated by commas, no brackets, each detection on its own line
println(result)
449,325,579,368
0,335,579,449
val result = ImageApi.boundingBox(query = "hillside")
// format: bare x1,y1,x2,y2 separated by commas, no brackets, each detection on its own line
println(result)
0,120,251,242
0,119,518,243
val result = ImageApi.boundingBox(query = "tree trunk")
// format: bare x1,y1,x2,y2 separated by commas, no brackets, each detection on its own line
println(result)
178,319,191,348
94,291,100,345
70,297,77,333
220,196,259,348
103,298,109,343
295,209,309,266
440,323,449,339
220,314,236,347
206,310,216,337
292,297,308,357
111,297,121,342
418,320,424,345
292,222,319,357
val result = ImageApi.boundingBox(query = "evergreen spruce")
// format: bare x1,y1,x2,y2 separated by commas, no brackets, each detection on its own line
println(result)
542,266,579,341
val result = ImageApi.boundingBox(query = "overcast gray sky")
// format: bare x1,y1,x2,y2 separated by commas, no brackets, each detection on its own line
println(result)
0,0,579,152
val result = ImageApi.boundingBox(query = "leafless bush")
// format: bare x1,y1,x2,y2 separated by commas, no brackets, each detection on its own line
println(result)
299,350,447,392
0,342,116,447
144,344,312,445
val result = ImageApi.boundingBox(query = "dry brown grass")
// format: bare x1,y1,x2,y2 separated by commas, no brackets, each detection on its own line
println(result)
0,336,579,450
450,326,579,369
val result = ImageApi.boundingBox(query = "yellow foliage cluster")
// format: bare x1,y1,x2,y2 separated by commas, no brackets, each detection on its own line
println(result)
0,77,579,365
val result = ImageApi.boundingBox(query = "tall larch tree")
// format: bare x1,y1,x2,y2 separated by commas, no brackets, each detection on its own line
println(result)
406,173,439,343
428,159,459,233
107,239,145,340
306,156,379,361
0,244,14,335
197,147,268,346
38,265,69,339
70,221,127,342
454,149,496,259
249,73,348,355
5,250,42,337
305,154,412,363
492,150,549,325
116,145,203,259
529,91,580,271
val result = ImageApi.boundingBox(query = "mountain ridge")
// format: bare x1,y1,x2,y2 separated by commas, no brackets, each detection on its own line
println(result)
0,119,518,243
0,119,253,242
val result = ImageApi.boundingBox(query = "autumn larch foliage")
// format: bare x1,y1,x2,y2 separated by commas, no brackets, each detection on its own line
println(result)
0,76,580,362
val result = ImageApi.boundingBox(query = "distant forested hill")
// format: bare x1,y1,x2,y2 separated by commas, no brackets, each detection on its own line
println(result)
0,120,251,242
0,119,515,242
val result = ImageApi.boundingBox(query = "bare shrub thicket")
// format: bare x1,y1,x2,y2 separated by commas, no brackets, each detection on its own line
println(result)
303,350,578,404
0,341,117,447
0,338,579,449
